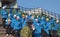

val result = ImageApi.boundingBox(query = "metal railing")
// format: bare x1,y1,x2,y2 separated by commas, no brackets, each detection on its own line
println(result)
0,6,60,20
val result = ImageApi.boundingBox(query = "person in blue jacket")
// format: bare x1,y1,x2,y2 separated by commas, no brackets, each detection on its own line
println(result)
27,12,32,20
5,17,12,37
21,14,27,28
9,8,13,19
51,19,60,37
1,5,8,19
44,18,51,37
33,18,42,37
36,16,41,23
13,16,21,37
16,8,22,18
40,16,46,37
1,5,8,28
11,14,17,28
40,16,46,29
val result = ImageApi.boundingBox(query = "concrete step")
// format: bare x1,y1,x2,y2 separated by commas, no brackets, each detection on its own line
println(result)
0,34,14,37
0,26,6,35
0,31,6,34
0,28,6,31
0,35,6,37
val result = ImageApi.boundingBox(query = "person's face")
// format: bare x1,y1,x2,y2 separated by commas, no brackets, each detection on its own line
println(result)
22,14,25,18
30,24,35,30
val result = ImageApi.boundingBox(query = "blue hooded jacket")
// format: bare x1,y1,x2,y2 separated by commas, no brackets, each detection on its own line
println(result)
1,9,8,19
40,16,46,29
52,23,60,30
13,19,21,30
33,19,41,33
44,21,51,34
11,18,16,28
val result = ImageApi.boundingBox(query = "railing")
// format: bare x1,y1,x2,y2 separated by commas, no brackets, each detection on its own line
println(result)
0,6,60,20
19,6,60,20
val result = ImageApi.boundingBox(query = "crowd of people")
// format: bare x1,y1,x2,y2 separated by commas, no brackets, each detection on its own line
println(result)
0,7,60,37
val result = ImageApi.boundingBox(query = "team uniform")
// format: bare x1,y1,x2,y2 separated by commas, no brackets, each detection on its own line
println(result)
33,19,41,37
1,9,8,28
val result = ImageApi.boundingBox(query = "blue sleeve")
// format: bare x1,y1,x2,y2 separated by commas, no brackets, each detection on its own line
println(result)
55,24,60,29
33,19,41,33
22,20,27,28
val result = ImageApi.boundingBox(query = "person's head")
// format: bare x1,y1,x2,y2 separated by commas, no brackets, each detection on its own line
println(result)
13,14,17,18
22,13,25,18
16,16,20,20
56,19,59,24
37,16,39,18
41,16,45,20
27,20,33,27
35,19,38,22
25,15,28,19
2,5,7,10
46,18,49,22
8,18,11,24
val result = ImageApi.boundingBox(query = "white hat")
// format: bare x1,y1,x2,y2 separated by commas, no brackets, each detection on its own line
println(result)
46,18,49,21
35,19,38,21
56,19,59,23
2,5,7,9
17,16,20,19
14,14,17,17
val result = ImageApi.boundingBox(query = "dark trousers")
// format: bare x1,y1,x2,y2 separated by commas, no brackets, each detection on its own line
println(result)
2,18,6,28
51,30,58,37
6,25,12,35
14,30,20,37
41,29,50,37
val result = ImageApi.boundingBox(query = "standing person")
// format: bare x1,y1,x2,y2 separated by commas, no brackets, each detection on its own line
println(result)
20,20,34,37
27,12,32,20
51,19,60,37
40,16,46,37
5,17,12,37
33,18,41,37
44,18,51,37
21,13,27,28
1,5,8,28
13,16,21,37
11,14,17,37
49,17,56,37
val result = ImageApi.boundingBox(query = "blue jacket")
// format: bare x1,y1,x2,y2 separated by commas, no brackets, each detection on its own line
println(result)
11,18,16,28
21,19,27,28
40,16,46,29
1,9,8,19
50,18,55,24
27,15,31,20
44,21,51,34
13,19,21,30
33,19,41,33
52,23,60,30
